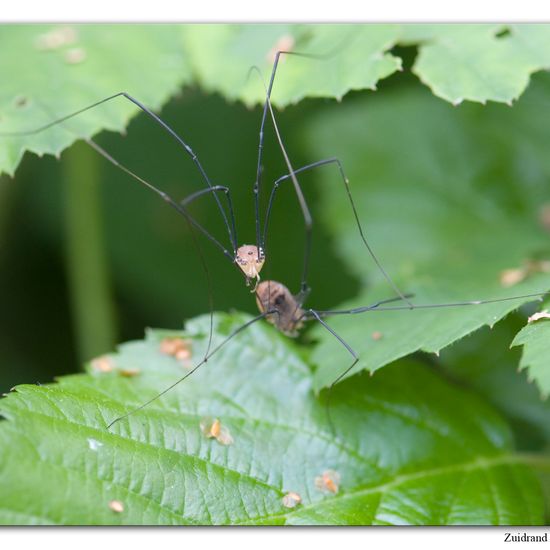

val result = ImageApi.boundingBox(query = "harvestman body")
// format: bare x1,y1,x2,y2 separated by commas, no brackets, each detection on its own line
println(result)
2,45,548,432
256,281,304,336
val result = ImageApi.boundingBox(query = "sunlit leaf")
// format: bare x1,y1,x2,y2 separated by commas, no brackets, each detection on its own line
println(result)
411,24,550,105
0,314,544,525
0,24,191,176
183,24,402,107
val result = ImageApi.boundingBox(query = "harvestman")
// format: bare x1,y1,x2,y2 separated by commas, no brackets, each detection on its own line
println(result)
2,48,548,432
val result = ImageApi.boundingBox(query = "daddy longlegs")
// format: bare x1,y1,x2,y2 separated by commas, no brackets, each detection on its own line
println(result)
2,47,549,435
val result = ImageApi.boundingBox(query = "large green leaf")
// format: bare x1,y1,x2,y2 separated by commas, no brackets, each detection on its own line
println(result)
0,24,403,178
410,24,550,105
183,24,402,106
311,283,549,392
4,23,550,179
0,313,544,525
0,24,192,176
302,78,550,390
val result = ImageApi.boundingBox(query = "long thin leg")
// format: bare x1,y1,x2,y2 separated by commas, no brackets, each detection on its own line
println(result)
250,64,313,298
252,36,363,247
312,290,549,318
30,107,220,374
85,139,235,262
300,294,413,322
263,159,335,254
263,157,413,307
252,51,319,259
83,140,218,367
1,92,235,248
302,298,411,426
180,186,238,254
308,309,358,435
107,310,274,429
305,290,548,430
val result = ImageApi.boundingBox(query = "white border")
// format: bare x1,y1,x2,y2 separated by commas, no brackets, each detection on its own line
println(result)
1,6,549,547
2,0,550,22
2,527,549,550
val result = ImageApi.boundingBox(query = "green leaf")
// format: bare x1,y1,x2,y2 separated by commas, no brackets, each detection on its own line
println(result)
0,313,544,525
0,23,404,178
399,23,504,46
5,23,550,179
0,24,192,176
302,79,550,390
410,24,550,105
508,24,550,69
438,316,550,451
183,24,402,108
512,306,550,398
311,284,549,392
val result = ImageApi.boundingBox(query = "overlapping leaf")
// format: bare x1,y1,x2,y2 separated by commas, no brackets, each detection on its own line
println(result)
0,314,545,525
440,317,550,450
512,304,550,398
410,24,550,105
303,80,550,389
0,24,403,178
183,24,402,106
4,23,550,179
0,25,192,176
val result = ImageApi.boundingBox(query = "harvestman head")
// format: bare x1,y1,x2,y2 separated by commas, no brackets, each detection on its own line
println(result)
2,42,549,435
235,244,265,290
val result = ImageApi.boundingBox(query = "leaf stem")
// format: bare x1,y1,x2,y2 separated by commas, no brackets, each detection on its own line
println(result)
63,141,117,362
515,452,550,472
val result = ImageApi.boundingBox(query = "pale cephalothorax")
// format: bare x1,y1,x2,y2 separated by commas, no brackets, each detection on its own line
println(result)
235,244,265,291
255,280,304,337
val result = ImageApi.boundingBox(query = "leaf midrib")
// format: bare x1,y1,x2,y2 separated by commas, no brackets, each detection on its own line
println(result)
238,453,536,525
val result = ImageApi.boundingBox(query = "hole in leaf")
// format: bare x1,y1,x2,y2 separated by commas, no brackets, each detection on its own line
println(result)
495,28,511,39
